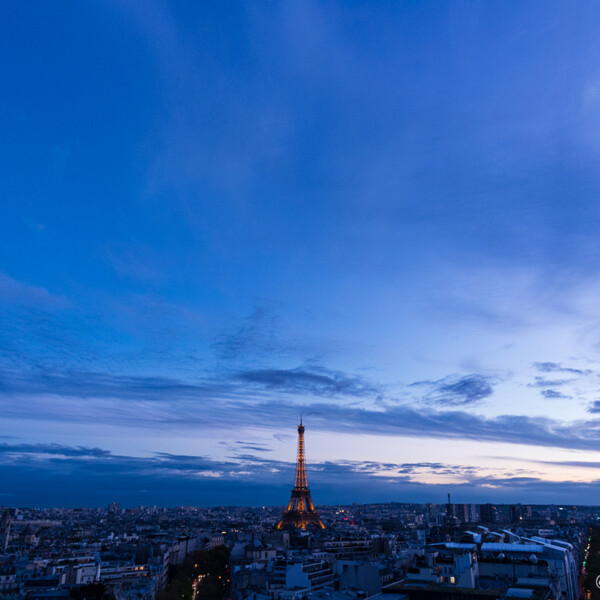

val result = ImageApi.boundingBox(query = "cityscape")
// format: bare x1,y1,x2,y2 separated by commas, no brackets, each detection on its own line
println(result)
4,2,600,600
1,422,600,600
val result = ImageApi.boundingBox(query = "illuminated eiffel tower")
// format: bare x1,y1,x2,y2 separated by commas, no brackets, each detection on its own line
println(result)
277,418,325,530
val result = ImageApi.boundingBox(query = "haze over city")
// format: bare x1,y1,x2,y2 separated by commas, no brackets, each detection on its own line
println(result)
3,1,600,507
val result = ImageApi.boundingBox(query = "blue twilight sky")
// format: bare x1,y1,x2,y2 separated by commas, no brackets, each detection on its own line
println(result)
3,1,600,507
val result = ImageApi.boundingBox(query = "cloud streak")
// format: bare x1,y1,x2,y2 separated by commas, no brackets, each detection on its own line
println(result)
211,306,281,362
0,367,227,401
0,443,110,458
541,389,570,399
2,364,600,453
2,443,600,507
588,400,600,414
416,374,495,406
236,367,379,398
434,374,494,406
529,376,574,388
0,273,69,308
534,361,593,376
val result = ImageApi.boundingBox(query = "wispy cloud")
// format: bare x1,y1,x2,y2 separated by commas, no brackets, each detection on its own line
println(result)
534,361,593,375
2,443,600,506
236,366,379,398
0,443,110,458
529,376,573,388
540,389,570,399
0,363,379,404
211,305,281,362
102,242,166,284
394,462,479,477
0,367,227,401
588,400,600,414
3,364,600,453
294,403,600,452
234,441,273,453
523,457,600,470
418,374,495,406
0,273,68,308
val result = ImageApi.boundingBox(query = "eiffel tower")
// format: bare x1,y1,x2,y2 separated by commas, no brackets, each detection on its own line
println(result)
277,418,325,530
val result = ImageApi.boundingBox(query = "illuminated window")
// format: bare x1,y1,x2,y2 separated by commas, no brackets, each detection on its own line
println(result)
450,577,456,584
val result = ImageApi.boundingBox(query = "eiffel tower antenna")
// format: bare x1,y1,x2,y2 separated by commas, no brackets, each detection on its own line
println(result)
277,418,325,530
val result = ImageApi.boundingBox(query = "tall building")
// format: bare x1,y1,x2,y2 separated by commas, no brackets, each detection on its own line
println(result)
480,503,496,524
509,503,523,522
461,503,471,523
0,510,10,552
445,493,455,518
277,419,325,530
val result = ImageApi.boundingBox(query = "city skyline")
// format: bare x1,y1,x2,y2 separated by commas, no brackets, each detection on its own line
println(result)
3,1,600,507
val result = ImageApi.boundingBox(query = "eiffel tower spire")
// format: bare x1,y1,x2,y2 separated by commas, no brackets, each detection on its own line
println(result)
277,419,325,530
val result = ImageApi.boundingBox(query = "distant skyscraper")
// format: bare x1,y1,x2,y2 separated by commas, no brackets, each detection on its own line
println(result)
480,503,497,524
461,503,470,523
510,504,523,522
277,419,325,530
0,510,10,551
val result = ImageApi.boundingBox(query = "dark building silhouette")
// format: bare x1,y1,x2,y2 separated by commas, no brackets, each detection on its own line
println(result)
480,503,497,524
277,419,325,530
0,510,10,551
510,503,523,522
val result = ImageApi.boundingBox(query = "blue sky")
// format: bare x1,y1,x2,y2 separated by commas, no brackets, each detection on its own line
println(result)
3,1,600,507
